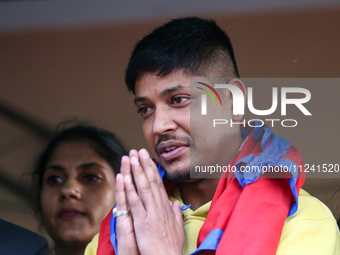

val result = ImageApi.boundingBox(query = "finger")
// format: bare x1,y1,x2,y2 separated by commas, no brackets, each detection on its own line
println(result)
117,158,133,230
129,156,157,211
124,172,147,218
129,149,139,158
139,148,168,204
172,200,183,228
129,149,138,187
122,152,140,192
116,173,129,213
138,149,164,204
116,174,134,243
121,155,132,177
125,149,138,179
139,149,161,181
116,161,139,255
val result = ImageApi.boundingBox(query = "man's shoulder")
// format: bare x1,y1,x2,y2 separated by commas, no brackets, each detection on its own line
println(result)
278,189,340,255
0,219,49,255
284,189,335,226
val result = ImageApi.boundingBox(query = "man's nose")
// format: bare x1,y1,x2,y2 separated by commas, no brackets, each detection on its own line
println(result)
152,107,177,135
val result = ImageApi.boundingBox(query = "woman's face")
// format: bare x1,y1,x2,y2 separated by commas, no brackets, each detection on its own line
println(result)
40,140,116,246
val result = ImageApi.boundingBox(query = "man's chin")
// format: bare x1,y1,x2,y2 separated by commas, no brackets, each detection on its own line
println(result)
164,169,191,182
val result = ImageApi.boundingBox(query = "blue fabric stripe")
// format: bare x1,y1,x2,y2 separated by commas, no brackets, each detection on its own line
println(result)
157,163,166,179
190,229,224,255
110,205,118,253
181,204,191,211
241,128,250,136
253,124,263,140
261,126,272,150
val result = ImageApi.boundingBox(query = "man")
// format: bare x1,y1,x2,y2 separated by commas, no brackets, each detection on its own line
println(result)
0,218,49,255
85,17,339,255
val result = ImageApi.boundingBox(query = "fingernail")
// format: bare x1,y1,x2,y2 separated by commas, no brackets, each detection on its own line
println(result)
139,148,149,159
131,157,139,166
124,175,132,184
121,155,126,163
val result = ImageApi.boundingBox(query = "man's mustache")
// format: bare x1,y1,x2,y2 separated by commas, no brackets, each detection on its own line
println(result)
154,134,192,156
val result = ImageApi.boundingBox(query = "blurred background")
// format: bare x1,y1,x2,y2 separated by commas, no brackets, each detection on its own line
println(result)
1,0,340,244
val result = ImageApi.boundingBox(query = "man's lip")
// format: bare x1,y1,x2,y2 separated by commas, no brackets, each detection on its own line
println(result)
158,141,189,161
158,141,189,154
58,208,85,221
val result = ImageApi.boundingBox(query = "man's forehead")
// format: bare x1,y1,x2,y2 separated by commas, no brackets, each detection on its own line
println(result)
135,72,191,96
152,73,161,80
134,84,189,104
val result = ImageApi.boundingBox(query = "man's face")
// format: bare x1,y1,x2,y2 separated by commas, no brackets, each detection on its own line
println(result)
134,71,242,181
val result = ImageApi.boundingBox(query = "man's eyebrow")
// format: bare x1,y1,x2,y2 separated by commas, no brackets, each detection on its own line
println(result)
134,85,189,104
159,85,189,97
134,96,147,104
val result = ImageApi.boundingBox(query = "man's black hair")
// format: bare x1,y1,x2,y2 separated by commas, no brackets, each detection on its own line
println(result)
125,17,239,94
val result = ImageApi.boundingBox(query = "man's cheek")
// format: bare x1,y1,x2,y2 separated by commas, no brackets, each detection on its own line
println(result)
142,128,151,143
143,134,155,154
150,148,159,161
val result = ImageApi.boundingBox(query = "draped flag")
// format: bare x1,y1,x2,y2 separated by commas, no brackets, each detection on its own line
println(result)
97,123,305,255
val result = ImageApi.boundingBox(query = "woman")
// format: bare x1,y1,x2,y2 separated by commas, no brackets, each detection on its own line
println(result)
31,124,127,255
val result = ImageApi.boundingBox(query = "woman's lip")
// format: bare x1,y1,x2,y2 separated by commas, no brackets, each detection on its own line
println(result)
160,146,188,162
59,212,84,221
58,208,85,221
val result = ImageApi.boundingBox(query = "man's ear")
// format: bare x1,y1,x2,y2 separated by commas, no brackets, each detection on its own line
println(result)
223,78,246,121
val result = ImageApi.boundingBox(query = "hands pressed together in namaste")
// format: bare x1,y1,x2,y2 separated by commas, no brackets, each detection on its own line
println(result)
115,149,184,255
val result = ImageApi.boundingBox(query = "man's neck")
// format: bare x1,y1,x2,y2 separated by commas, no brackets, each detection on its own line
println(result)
177,132,245,211
179,178,220,211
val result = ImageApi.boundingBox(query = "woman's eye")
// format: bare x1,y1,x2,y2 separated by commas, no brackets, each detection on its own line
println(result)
46,175,63,185
84,174,101,183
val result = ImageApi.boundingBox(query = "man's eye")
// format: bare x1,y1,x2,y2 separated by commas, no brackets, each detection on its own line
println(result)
84,174,101,183
138,106,150,115
171,96,189,104
47,175,63,185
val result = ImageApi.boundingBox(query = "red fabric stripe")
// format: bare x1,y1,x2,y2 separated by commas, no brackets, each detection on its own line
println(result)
97,209,115,255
